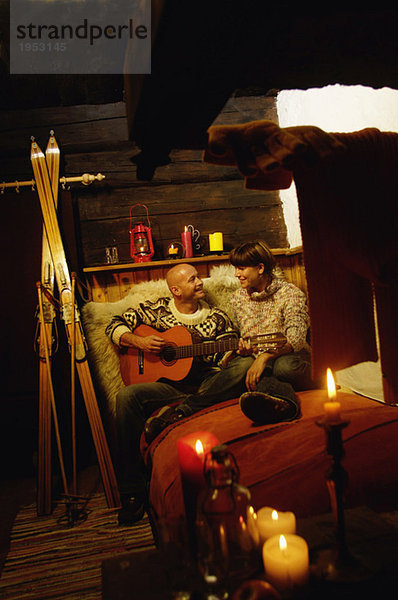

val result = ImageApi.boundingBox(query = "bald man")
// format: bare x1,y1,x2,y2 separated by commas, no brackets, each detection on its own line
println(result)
106,263,252,524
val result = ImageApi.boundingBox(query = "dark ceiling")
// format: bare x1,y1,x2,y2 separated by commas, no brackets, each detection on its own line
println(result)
2,2,398,178
126,2,398,177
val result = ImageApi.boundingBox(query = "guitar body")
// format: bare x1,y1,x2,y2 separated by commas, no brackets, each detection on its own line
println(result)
119,324,286,386
119,325,194,385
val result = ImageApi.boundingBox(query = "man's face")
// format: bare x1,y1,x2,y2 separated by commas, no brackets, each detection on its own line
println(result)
176,265,205,302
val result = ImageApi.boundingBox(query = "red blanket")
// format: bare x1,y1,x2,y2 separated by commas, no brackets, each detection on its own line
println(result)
204,122,398,403
144,391,398,522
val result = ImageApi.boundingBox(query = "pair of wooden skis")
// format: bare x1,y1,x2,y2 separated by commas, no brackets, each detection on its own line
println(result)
32,132,120,514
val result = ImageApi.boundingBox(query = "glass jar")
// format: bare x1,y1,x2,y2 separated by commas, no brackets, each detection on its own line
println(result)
196,445,260,598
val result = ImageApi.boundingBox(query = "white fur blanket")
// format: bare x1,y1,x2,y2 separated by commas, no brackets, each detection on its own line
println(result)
81,265,239,415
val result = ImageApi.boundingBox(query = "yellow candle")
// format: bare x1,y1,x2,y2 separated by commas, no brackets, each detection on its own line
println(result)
262,534,309,592
209,232,223,252
168,244,179,255
256,507,296,544
324,367,341,422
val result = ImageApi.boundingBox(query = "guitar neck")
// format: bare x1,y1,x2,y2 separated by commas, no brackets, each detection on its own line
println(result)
175,333,285,359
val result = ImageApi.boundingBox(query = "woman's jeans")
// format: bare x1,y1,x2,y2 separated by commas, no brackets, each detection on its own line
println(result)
255,348,315,414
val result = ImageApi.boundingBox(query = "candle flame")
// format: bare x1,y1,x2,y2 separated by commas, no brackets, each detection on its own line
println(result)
195,439,204,455
279,534,287,551
184,225,188,232
326,368,337,401
272,509,279,521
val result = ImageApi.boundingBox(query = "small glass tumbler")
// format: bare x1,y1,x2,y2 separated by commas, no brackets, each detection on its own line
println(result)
105,246,119,264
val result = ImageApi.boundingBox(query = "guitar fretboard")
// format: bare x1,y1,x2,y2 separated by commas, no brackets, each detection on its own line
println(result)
165,333,285,360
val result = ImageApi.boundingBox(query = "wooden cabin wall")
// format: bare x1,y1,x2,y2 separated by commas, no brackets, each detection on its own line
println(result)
1,94,287,271
70,94,287,267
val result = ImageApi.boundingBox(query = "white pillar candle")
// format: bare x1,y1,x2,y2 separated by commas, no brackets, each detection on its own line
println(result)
262,534,309,592
256,507,296,543
324,368,341,422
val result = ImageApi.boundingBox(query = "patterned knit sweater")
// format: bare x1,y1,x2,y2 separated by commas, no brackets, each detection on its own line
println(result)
105,297,238,366
230,277,310,354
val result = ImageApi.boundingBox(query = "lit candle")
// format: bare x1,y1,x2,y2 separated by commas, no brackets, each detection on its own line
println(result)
177,430,220,505
177,431,220,554
181,226,193,258
256,507,296,544
168,243,179,256
247,506,260,546
262,534,309,592
209,231,223,252
324,368,341,422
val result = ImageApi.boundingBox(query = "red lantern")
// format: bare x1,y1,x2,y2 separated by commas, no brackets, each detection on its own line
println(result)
129,203,154,262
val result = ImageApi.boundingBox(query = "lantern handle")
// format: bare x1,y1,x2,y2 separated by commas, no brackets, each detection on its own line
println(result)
130,203,151,231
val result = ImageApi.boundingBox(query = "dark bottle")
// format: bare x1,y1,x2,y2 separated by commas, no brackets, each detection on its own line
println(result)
196,445,260,598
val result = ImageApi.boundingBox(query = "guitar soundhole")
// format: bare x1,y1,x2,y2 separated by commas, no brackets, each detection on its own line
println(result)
161,343,177,366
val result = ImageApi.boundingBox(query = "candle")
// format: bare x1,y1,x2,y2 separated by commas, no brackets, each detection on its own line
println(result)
262,534,309,592
247,506,260,546
181,226,193,258
324,368,341,422
177,430,220,509
256,507,296,543
209,231,223,252
177,431,220,554
168,243,179,256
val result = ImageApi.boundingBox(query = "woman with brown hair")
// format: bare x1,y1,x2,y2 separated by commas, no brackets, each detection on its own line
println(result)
230,240,316,424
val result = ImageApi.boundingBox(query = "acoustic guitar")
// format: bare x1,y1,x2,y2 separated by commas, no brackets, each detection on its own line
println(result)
119,324,286,385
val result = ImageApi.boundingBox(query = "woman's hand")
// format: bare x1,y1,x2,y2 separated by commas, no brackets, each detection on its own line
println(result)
245,353,270,391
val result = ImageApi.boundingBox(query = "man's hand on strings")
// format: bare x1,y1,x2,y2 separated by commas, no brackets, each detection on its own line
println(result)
120,332,165,354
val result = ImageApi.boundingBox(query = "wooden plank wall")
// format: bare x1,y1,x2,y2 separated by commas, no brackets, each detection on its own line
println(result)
0,94,288,269
72,94,287,266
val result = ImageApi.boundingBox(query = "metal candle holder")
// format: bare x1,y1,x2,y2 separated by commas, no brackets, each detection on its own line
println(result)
313,416,370,584
316,415,350,563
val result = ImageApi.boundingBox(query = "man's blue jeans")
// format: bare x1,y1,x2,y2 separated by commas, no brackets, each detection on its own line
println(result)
115,355,253,497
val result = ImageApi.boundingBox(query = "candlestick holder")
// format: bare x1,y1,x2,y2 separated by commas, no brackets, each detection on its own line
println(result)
311,416,370,585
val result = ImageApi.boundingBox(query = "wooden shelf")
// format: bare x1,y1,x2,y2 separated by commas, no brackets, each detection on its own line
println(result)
82,254,230,274
82,247,303,274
